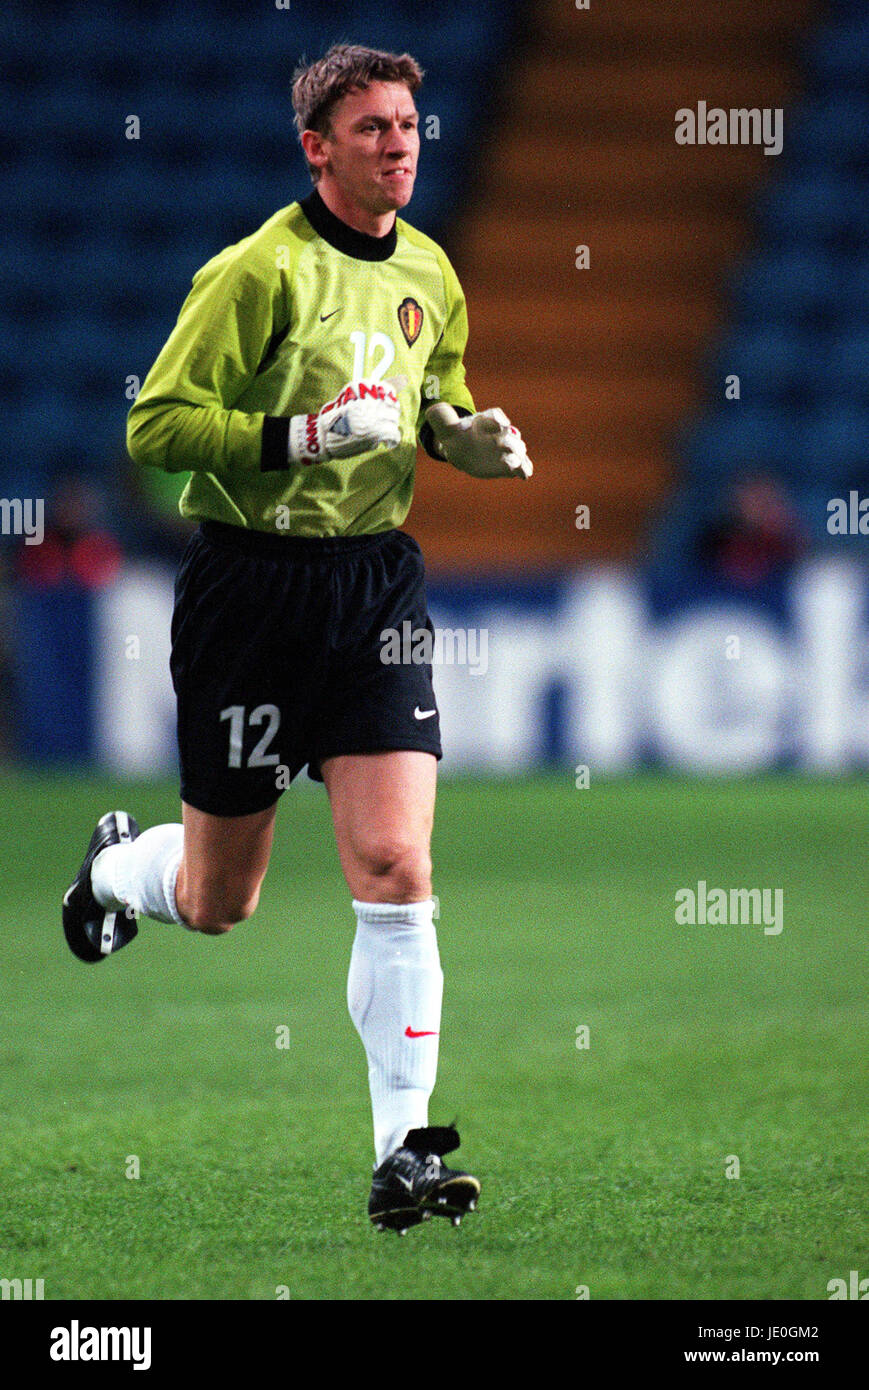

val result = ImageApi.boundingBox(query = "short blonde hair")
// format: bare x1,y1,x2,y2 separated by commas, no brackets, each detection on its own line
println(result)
292,43,423,182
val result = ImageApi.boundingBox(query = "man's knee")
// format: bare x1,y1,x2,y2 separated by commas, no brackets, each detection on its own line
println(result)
179,879,262,934
357,838,432,902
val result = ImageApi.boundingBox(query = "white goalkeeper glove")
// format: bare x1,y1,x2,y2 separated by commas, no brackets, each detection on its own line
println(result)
425,402,532,479
289,377,403,466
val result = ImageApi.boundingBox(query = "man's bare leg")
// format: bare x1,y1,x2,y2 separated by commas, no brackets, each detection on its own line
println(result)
176,802,277,934
320,749,435,903
85,802,277,937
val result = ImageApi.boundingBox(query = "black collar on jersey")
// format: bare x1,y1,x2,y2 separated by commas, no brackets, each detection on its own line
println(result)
299,187,397,261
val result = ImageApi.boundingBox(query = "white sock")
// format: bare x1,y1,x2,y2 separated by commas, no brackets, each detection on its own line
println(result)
348,898,443,1166
91,823,185,925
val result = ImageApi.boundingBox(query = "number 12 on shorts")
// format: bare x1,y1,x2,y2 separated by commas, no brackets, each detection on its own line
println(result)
220,704,281,769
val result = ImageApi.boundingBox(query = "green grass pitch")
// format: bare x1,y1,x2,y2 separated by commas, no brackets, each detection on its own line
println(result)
0,771,866,1300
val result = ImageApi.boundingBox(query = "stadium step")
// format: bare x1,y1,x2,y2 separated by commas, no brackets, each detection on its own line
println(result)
513,58,797,127
463,293,717,367
459,212,746,290
462,369,699,442
487,138,780,209
416,450,672,507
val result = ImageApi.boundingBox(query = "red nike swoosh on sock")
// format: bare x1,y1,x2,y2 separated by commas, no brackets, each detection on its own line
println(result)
405,1026,439,1038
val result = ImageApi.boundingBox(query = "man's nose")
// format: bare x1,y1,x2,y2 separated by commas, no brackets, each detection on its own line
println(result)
386,125,412,153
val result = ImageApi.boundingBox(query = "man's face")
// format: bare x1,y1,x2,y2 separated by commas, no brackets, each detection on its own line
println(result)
316,81,419,215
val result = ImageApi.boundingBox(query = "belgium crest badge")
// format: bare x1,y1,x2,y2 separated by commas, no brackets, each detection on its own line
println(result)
397,296,424,346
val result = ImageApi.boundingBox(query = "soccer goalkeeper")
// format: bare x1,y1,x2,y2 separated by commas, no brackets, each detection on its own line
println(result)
62,43,532,1235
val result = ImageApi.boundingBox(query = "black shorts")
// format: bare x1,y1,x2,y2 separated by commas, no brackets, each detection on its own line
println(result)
170,521,442,817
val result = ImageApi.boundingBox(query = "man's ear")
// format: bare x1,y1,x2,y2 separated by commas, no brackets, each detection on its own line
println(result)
301,128,329,177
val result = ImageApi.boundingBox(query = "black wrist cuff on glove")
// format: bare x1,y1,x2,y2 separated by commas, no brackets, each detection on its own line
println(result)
261,415,290,471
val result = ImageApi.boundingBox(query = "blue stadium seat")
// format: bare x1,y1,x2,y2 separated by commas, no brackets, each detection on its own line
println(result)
835,256,869,325
799,405,869,483
788,95,869,165
843,187,869,243
18,387,80,455
0,240,57,324
756,171,866,245
680,407,799,478
823,0,869,13
0,237,49,304
706,327,808,402
0,334,27,403
810,328,869,401
805,16,869,88
729,249,839,324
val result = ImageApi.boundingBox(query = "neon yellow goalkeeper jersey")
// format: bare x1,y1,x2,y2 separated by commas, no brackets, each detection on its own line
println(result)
126,189,476,535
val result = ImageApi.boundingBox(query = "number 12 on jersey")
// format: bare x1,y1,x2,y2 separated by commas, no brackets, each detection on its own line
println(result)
349,330,395,381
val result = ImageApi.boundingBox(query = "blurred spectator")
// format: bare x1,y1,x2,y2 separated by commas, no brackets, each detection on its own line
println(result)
15,476,122,591
695,474,808,589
